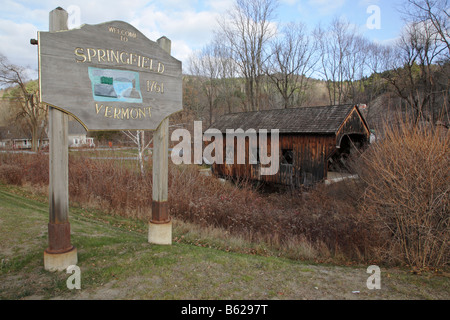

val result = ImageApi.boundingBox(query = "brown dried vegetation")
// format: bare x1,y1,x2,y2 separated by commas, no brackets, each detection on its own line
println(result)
0,121,448,269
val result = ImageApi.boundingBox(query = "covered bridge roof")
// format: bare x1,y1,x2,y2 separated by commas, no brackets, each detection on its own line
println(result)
208,104,366,134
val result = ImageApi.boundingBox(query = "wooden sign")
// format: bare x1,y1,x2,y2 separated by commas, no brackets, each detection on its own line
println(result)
38,21,182,131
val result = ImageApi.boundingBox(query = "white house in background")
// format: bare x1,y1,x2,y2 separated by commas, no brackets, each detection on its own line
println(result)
0,120,95,149
68,120,95,148
0,126,48,149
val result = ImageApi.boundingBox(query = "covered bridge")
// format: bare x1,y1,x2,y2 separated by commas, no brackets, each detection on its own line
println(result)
206,104,370,187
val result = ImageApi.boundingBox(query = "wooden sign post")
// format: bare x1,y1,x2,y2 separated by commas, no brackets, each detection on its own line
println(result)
38,7,182,271
43,7,77,272
149,37,171,245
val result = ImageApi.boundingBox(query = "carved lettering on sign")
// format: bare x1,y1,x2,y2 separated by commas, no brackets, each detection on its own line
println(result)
74,47,165,74
95,103,152,120
108,26,137,42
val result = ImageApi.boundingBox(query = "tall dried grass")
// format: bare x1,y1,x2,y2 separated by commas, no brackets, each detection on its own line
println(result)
68,156,152,219
165,164,378,264
6,138,445,267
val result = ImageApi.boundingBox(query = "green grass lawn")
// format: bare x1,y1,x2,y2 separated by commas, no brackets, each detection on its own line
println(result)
0,184,448,300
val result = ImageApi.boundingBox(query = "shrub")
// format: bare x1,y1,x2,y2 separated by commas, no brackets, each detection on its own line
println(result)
0,164,24,185
355,120,449,269
168,164,379,263
68,155,152,219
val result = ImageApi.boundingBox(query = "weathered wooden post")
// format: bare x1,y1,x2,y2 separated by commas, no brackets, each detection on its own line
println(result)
148,37,171,245
43,7,77,271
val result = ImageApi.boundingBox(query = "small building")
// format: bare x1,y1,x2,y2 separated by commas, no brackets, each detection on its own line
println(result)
0,120,94,150
206,104,370,187
68,120,95,148
0,126,48,149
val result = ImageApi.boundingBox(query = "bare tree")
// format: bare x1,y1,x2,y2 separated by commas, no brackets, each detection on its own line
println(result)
346,35,370,102
188,44,222,126
213,38,243,114
315,18,369,105
217,0,279,111
404,0,450,123
379,0,449,124
266,22,318,108
361,42,394,124
403,0,450,55
182,75,208,121
382,19,447,124
0,54,47,152
121,130,152,176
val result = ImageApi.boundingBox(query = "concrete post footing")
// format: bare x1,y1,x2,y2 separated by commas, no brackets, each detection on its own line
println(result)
44,247,78,272
148,221,172,245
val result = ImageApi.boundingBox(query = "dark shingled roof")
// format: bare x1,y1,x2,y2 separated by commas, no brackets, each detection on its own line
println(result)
208,104,357,134
0,125,29,140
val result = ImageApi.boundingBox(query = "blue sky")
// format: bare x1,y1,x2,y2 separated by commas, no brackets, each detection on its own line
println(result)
0,0,407,79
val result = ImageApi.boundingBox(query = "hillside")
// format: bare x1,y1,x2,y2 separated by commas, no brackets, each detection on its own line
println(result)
0,88,14,126
0,184,448,301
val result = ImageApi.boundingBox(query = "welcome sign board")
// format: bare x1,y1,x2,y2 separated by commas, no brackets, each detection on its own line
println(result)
39,21,182,131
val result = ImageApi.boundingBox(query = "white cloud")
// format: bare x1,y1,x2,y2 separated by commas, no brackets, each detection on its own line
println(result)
172,40,194,71
308,0,347,15
132,7,220,62
0,0,47,28
65,0,148,24
0,19,39,70
158,0,199,10
204,0,234,13
358,0,380,6
297,1,311,16
160,10,219,43
280,0,299,5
